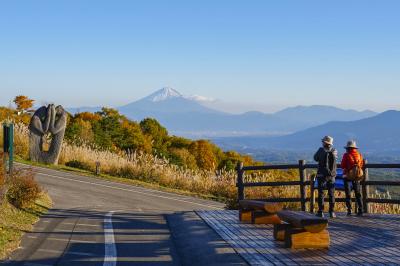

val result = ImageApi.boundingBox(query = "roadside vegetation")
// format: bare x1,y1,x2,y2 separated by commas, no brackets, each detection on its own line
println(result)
0,153,52,260
1,95,399,214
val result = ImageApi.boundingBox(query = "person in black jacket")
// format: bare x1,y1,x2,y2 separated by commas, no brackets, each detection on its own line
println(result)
314,136,338,218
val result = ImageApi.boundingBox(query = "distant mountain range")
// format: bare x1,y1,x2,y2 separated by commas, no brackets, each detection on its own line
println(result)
274,105,376,126
213,110,400,153
67,87,377,138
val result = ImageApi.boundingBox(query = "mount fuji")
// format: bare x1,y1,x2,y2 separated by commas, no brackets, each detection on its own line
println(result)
118,87,220,115
143,87,183,102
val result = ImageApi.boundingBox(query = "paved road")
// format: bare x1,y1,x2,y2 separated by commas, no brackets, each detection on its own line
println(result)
2,164,247,266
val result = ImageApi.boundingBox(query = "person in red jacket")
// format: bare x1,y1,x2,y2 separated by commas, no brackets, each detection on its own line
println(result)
341,140,365,216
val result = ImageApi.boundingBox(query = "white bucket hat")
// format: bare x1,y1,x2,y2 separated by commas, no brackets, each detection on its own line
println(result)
345,140,358,149
322,136,333,145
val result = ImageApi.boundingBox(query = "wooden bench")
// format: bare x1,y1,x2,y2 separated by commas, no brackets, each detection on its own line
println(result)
239,200,282,224
274,210,330,249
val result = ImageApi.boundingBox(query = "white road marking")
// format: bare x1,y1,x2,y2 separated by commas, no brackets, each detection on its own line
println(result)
26,235,97,244
62,222,99,227
36,172,223,209
103,211,117,266
76,223,102,227
36,248,97,257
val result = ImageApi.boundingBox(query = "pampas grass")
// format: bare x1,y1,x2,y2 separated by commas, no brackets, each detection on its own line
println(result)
7,122,400,213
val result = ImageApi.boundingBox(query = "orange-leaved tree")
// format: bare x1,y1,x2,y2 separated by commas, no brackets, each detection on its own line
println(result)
13,95,34,114
189,140,217,170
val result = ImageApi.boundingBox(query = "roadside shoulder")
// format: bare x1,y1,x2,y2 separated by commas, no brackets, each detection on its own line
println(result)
0,193,52,261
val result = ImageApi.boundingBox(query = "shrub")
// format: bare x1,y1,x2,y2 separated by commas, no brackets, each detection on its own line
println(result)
7,170,41,208
65,160,92,171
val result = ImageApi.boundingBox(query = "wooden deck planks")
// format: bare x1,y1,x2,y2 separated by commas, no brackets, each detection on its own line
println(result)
197,210,400,266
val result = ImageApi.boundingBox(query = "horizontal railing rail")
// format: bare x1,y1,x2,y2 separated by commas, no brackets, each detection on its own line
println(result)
242,164,300,171
242,181,302,187
364,180,400,186
236,160,400,213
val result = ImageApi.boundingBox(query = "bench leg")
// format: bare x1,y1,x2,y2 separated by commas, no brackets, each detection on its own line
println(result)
273,223,289,241
239,209,252,223
285,227,330,249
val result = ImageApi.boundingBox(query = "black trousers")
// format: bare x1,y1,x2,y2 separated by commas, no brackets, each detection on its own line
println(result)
317,178,335,212
344,179,363,212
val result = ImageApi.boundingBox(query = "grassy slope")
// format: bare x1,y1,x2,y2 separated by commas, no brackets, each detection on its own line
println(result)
0,193,52,260
16,158,226,203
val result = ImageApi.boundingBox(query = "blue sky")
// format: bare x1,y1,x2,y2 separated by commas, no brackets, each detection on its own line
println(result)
0,0,399,112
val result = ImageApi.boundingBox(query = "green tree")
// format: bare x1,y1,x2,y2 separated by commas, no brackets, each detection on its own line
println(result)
65,118,94,144
119,120,152,153
169,136,192,149
140,118,169,156
92,108,124,150
218,151,241,171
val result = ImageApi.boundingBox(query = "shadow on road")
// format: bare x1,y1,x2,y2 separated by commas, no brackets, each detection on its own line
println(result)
3,209,246,266
3,208,179,265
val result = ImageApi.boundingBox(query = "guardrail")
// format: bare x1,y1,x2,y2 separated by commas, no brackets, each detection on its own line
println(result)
236,160,400,213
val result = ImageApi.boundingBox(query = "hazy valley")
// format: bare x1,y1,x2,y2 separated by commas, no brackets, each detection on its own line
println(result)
69,87,399,164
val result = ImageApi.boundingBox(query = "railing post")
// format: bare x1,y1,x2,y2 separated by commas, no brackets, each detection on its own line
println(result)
299,160,306,211
3,123,14,175
362,159,369,213
95,161,101,175
236,162,244,202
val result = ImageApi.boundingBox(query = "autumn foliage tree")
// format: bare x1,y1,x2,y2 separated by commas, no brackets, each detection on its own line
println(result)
189,140,218,170
58,107,260,171
13,95,34,113
65,108,152,153
140,118,169,156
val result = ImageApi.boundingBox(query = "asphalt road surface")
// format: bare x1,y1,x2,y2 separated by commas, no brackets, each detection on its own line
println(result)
2,164,247,266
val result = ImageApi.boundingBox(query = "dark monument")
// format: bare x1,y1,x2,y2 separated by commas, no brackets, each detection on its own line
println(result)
29,104,67,164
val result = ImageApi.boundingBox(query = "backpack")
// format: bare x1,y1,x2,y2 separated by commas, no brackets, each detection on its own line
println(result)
346,154,364,181
319,150,337,179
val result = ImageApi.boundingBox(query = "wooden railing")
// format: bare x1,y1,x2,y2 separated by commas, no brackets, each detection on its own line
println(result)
236,160,400,213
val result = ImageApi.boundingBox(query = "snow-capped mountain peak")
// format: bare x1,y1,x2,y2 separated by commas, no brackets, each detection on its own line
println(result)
119,87,222,116
143,87,215,104
145,87,183,102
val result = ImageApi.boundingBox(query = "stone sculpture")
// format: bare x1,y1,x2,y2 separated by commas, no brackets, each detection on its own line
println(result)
29,104,67,164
